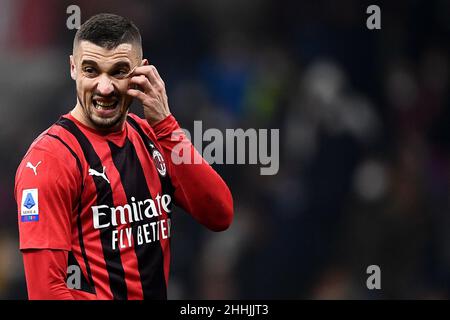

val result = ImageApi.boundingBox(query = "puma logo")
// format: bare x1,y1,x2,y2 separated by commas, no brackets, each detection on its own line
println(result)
88,166,110,184
26,161,42,176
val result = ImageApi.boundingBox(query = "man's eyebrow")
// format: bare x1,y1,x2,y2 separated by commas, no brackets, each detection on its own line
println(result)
111,61,132,70
80,60,131,70
80,59,99,67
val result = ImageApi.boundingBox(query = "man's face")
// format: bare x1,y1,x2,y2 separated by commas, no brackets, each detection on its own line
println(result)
70,41,141,131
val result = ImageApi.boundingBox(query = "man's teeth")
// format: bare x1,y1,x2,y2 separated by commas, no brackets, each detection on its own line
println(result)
94,100,117,109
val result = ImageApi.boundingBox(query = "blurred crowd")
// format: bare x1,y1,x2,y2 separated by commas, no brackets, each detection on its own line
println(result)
0,0,449,299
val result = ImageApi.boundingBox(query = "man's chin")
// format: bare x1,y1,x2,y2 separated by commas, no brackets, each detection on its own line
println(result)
89,110,127,130
80,99,131,131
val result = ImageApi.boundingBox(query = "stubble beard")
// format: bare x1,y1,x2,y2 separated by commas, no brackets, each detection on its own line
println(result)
77,94,132,130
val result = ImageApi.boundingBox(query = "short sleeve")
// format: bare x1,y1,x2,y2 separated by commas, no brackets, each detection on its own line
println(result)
15,140,80,251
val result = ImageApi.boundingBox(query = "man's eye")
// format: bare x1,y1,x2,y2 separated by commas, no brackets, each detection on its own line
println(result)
113,69,129,79
82,67,98,76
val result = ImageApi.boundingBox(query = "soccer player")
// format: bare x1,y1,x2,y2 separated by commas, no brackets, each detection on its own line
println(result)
14,13,233,300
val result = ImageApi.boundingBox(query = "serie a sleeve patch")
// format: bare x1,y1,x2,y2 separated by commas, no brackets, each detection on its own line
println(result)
21,188,39,222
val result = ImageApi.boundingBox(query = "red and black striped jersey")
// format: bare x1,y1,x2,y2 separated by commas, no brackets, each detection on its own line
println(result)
15,112,234,300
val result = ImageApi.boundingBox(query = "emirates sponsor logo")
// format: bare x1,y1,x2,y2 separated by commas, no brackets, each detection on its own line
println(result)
91,193,172,250
91,193,171,229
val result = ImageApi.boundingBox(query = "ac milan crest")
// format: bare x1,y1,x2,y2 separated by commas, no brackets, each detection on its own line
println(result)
152,149,166,177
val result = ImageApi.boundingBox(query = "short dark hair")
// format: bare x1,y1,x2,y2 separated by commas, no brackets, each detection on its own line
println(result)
74,13,142,52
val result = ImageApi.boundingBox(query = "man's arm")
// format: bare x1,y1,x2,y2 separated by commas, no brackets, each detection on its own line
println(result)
15,137,80,299
127,64,234,231
153,115,234,231
22,249,74,300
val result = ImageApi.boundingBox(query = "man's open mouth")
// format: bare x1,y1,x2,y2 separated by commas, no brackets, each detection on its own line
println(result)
93,99,119,110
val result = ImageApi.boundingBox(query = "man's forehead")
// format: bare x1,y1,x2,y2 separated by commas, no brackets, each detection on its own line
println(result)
76,41,138,62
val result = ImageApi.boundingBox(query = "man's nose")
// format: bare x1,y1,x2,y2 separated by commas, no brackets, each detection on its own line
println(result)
96,74,114,96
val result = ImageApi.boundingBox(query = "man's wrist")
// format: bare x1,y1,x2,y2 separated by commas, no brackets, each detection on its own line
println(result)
151,113,181,139
147,113,172,127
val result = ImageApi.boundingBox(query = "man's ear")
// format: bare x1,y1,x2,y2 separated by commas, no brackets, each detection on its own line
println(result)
70,55,77,80
142,59,149,66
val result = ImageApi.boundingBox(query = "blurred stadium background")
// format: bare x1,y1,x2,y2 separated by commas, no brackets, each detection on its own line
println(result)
0,0,449,299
